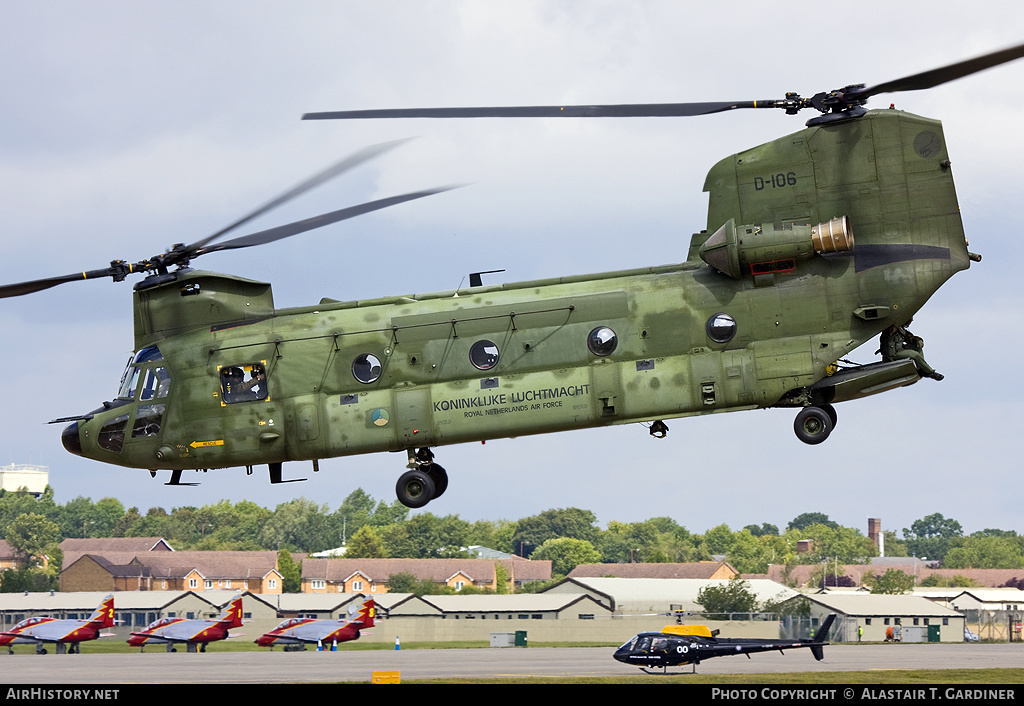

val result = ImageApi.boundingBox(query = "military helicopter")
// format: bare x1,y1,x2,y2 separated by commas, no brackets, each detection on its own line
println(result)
613,614,835,674
3,44,1023,509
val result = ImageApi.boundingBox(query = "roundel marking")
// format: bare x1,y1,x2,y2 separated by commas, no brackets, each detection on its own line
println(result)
371,409,390,427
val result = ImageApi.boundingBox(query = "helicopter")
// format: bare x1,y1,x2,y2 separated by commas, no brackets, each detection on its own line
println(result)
3,43,1023,509
613,613,835,674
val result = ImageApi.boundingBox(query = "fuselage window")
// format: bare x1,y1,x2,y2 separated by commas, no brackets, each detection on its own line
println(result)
587,326,618,356
352,354,383,384
98,413,130,453
706,312,737,343
132,404,166,438
221,363,269,403
469,340,499,370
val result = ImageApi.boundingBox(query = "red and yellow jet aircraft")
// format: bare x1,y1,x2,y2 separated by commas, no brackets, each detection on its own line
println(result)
127,595,243,653
256,597,375,650
1,595,116,654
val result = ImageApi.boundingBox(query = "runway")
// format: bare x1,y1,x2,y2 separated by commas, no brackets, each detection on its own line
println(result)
2,644,1023,683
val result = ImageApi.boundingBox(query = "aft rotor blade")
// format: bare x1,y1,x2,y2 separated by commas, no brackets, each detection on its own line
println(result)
199,186,460,253
303,100,779,121
186,139,411,252
851,41,1024,100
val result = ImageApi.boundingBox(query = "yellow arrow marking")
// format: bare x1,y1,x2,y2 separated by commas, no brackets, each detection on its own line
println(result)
189,440,224,449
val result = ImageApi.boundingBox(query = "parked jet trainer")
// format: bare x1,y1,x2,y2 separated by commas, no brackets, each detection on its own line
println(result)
255,597,375,650
3,44,1022,508
0,595,116,654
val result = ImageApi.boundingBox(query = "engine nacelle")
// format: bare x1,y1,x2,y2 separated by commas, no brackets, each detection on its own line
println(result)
698,216,853,279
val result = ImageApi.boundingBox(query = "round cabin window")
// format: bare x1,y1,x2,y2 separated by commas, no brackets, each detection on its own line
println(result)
469,340,500,370
706,313,737,343
352,354,383,383
587,326,618,357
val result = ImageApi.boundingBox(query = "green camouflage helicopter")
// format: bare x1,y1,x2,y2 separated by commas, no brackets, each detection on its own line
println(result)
3,44,1021,508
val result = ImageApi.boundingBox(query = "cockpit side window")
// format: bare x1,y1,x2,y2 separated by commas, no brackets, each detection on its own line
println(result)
118,347,165,400
220,362,269,404
140,367,170,401
118,367,142,400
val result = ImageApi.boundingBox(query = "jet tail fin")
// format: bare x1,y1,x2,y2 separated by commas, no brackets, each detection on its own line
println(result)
216,596,244,629
86,595,116,628
355,597,375,628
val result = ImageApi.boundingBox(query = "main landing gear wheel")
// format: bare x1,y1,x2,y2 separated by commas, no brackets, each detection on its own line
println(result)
424,463,448,499
396,469,436,509
794,406,834,445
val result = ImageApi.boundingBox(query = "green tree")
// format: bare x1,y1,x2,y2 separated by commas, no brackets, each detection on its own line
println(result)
787,512,838,532
277,549,302,593
512,508,598,558
920,573,982,588
258,498,339,552
695,577,760,617
902,513,962,562
743,523,779,537
530,537,602,577
380,513,470,558
4,513,60,567
943,535,1024,569
701,524,737,555
726,530,790,574
598,520,662,563
345,525,388,558
387,571,419,593
494,561,510,594
869,568,916,594
783,523,876,564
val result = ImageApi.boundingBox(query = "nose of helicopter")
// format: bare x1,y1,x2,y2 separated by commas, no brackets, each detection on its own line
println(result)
62,421,83,456
612,645,633,664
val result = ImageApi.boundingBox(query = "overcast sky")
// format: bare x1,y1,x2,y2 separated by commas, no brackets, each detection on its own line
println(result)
1,1,1022,540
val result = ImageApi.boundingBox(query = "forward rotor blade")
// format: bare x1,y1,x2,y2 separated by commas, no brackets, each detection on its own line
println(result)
0,266,126,299
303,101,774,121
199,186,460,254
186,139,411,252
851,41,1024,100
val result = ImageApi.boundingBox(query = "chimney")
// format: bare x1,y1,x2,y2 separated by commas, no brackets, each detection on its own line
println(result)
868,518,884,557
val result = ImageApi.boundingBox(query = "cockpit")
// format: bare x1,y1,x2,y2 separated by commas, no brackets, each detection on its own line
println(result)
272,618,312,630
62,345,173,458
95,346,172,453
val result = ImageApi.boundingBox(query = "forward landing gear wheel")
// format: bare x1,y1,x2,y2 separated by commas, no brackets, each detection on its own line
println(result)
424,463,448,499
396,469,436,509
794,406,833,445
821,403,837,428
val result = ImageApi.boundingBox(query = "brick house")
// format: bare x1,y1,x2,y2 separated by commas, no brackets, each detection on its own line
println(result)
568,561,739,580
301,557,551,593
60,550,283,594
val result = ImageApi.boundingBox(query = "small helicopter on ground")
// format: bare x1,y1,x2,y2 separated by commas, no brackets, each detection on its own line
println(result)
3,44,1023,508
613,613,835,674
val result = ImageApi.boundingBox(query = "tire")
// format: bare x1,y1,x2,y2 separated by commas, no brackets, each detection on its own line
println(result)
794,406,833,445
396,469,436,509
425,463,448,499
